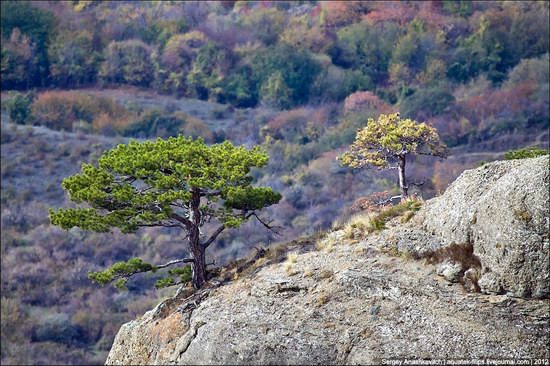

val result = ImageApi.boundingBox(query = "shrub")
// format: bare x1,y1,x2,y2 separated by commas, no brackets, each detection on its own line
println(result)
30,91,131,132
5,91,34,124
100,40,155,87
180,114,214,142
504,147,548,160
260,108,310,144
367,197,423,232
400,87,456,120
209,106,226,120
343,91,392,114
121,109,185,138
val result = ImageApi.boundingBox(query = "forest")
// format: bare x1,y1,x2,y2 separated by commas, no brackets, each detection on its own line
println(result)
1,1,549,364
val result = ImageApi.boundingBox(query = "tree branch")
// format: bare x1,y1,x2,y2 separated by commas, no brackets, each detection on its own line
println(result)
407,178,428,187
417,150,448,158
375,195,403,205
170,212,193,229
237,246,267,273
137,221,181,228
202,224,226,248
107,257,195,283
246,212,283,236
155,258,195,269
200,189,222,197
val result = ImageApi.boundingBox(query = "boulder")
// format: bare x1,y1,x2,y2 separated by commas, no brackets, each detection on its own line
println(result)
414,156,549,298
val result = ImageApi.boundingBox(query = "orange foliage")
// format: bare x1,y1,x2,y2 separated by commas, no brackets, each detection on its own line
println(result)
350,191,391,213
343,91,392,114
459,81,538,130
179,114,214,142
262,108,310,141
262,105,336,143
362,2,415,26
321,1,370,27
30,91,133,133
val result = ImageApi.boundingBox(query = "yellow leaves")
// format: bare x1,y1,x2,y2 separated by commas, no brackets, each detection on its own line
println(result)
338,113,448,170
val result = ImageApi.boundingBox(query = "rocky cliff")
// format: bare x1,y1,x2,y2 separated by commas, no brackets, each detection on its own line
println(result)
106,156,549,365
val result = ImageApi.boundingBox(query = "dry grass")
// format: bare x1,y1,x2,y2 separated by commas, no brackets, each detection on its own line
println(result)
316,269,334,280
513,207,532,223
287,252,298,263
284,252,300,276
284,262,299,276
316,292,329,306
367,197,423,232
316,236,337,252
336,197,424,242
342,213,371,239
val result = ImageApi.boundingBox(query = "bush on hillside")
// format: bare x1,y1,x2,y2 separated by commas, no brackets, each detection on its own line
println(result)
504,147,548,160
5,91,34,125
29,92,131,132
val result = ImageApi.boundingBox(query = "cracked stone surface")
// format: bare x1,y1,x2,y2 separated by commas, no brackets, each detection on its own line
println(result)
412,156,549,298
106,157,550,365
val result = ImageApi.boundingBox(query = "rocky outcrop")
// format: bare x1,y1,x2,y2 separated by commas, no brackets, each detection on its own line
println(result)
413,155,549,298
106,157,550,365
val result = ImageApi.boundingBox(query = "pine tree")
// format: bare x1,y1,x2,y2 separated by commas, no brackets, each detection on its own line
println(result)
50,136,281,289
339,113,448,200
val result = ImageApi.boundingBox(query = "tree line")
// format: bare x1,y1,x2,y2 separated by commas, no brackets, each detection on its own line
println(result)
2,1,548,110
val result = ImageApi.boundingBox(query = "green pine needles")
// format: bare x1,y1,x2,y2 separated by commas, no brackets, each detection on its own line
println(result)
50,136,281,289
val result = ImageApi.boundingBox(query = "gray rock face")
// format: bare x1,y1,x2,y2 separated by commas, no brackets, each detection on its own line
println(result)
107,237,549,365
413,156,549,298
106,157,550,365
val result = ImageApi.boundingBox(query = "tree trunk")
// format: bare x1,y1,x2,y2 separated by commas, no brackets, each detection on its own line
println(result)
398,155,408,200
189,188,207,289
188,228,207,289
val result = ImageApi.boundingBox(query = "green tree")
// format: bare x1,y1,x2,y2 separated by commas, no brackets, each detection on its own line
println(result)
0,1,56,87
330,21,400,85
259,71,293,109
338,113,448,200
221,65,259,108
186,41,233,101
48,30,101,88
49,136,281,289
100,40,155,87
158,31,209,95
249,44,321,108
5,91,34,124
1,28,36,89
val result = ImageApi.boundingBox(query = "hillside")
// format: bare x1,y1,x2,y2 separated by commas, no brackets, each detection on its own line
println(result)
1,1,549,364
1,89,548,365
106,156,549,365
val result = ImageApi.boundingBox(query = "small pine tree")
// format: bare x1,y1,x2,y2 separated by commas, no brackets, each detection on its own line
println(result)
339,113,448,200
50,136,281,289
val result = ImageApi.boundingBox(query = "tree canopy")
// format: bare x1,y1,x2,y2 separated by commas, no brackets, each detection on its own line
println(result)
339,113,448,199
50,136,281,288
